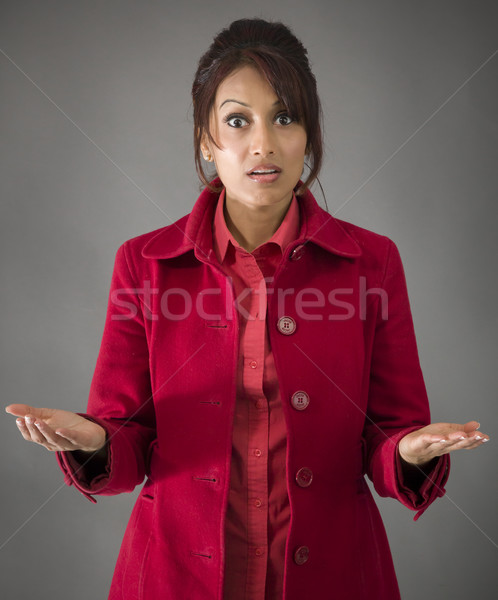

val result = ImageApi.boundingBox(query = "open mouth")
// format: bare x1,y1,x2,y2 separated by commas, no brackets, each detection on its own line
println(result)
247,165,282,182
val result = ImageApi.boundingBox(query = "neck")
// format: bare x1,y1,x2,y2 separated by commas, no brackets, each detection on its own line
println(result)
223,193,293,253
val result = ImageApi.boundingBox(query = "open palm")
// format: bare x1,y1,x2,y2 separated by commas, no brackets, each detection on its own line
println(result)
5,403,106,453
398,420,489,465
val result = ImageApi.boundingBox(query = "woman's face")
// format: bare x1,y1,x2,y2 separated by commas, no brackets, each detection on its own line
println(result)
201,64,308,211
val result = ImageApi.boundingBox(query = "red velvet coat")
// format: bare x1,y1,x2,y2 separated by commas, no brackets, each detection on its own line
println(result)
57,180,450,599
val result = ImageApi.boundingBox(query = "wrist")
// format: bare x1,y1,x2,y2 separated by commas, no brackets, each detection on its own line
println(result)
399,448,436,470
398,436,434,467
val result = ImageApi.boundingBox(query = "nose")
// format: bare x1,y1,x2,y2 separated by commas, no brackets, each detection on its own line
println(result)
250,121,275,156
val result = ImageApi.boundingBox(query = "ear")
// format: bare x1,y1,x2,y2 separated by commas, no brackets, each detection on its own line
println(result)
200,130,209,155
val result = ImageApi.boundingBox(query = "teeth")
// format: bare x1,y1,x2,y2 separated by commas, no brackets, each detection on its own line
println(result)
252,170,277,174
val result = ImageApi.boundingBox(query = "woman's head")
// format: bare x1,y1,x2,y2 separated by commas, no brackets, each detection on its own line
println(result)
192,18,323,197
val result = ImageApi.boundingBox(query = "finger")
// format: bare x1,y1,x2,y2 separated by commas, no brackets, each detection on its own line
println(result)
443,435,488,451
464,439,487,450
445,431,469,443
434,437,466,451
413,432,449,448
434,432,463,443
16,418,33,442
467,434,490,445
24,416,51,446
456,432,490,444
427,437,461,455
427,435,449,444
34,420,75,451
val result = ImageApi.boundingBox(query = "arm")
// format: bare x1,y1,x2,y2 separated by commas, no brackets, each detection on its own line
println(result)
56,241,156,501
363,238,449,520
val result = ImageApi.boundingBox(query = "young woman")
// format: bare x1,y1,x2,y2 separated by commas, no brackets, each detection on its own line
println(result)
5,18,489,600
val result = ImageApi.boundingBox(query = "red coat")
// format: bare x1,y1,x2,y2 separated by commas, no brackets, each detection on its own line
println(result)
57,179,450,599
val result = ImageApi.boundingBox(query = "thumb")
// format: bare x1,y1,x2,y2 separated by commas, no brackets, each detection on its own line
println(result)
463,420,481,433
5,404,53,419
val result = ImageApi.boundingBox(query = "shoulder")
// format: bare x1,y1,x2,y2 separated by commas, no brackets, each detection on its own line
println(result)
332,216,401,271
334,217,392,249
109,213,191,279
124,214,190,252
119,214,190,256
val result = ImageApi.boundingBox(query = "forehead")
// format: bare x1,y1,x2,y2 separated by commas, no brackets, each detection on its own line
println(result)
214,64,281,109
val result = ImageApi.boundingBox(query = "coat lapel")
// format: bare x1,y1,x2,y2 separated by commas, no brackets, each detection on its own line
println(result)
141,178,362,261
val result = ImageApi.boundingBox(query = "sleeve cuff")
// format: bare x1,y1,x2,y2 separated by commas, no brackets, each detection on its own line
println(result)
394,438,450,521
55,413,113,503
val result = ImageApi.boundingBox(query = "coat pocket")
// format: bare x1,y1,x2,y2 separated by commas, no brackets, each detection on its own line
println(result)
119,492,156,598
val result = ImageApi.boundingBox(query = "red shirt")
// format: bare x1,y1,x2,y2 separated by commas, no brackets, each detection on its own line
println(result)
212,188,300,600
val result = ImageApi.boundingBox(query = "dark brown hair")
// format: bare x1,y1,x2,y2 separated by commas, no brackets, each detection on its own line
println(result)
191,18,323,196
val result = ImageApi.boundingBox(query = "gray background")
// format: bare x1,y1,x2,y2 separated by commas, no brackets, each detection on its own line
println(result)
1,1,497,598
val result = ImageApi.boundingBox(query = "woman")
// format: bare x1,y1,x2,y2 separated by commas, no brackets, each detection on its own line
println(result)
5,18,489,600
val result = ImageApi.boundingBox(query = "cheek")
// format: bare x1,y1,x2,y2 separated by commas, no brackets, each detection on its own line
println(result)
286,131,308,162
216,146,244,172
288,144,307,167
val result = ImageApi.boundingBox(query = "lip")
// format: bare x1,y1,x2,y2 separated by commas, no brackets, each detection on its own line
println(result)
246,163,282,175
246,163,282,183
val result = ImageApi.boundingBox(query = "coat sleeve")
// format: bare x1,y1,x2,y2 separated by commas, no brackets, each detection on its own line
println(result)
363,238,450,521
56,241,156,502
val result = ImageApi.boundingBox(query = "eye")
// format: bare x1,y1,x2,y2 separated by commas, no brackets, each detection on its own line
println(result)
223,114,249,128
276,113,294,126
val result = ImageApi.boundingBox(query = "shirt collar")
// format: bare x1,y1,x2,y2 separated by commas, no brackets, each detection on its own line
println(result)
141,177,362,261
212,187,300,265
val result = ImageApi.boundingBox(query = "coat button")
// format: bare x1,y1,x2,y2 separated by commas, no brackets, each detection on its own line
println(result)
296,467,313,487
289,244,306,261
291,391,310,411
294,545,310,565
277,316,296,335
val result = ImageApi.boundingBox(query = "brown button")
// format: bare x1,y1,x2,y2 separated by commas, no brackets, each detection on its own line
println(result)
289,244,306,261
291,391,310,411
277,316,296,335
294,545,310,565
296,467,313,487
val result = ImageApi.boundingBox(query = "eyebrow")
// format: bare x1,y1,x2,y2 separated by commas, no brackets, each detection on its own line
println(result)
219,99,282,110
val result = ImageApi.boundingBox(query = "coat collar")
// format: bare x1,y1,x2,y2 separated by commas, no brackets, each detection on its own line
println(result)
212,187,301,264
141,178,362,261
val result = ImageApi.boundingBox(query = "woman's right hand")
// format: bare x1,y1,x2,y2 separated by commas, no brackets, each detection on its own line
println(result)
5,403,107,453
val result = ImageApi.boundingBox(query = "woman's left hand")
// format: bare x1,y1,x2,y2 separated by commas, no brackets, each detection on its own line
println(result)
398,421,490,466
